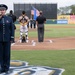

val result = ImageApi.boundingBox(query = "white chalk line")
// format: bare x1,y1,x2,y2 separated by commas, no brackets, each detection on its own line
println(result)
11,43,15,46
49,40,53,43
12,44,31,47
11,40,36,46
31,40,36,46
11,39,53,47
11,40,20,46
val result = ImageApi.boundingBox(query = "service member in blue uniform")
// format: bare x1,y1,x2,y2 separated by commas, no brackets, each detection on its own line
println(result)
0,4,14,73
30,15,36,29
36,11,46,42
8,10,17,43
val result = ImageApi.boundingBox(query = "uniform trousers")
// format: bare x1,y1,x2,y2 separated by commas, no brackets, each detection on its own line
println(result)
30,20,36,29
20,25,28,41
0,42,11,72
38,24,44,42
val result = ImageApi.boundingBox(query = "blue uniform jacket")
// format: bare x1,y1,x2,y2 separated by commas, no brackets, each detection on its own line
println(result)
0,15,14,42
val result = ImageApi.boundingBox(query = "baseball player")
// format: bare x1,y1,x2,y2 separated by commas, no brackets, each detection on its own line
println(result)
18,11,29,43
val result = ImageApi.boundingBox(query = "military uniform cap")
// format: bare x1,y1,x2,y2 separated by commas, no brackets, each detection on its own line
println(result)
0,4,8,10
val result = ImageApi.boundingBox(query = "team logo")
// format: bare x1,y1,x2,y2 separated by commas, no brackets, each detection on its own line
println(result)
0,60,65,75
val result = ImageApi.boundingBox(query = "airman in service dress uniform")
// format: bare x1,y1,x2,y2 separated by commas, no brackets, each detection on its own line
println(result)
0,4,14,74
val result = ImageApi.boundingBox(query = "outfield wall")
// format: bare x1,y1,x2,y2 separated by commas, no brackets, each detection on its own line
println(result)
14,3,57,19
15,15,75,24
57,15,75,24
46,15,75,24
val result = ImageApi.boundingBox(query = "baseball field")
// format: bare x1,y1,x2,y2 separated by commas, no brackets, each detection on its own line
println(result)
11,24,75,75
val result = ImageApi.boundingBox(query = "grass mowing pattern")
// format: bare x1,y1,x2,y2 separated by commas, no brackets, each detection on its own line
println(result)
15,24,75,38
11,50,75,75
13,24,75,75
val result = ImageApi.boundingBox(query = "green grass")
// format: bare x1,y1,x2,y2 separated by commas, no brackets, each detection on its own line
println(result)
11,50,75,75
13,24,75,75
15,24,75,38
28,31,37,37
44,25,75,37
45,28,75,37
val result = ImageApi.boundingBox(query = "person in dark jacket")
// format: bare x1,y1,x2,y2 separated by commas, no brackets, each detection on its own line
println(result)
36,11,46,42
0,4,14,74
8,10,17,43
30,15,36,29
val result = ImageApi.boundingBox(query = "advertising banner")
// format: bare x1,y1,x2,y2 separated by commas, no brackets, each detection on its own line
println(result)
68,20,75,24
70,15,75,20
57,20,68,24
57,15,70,20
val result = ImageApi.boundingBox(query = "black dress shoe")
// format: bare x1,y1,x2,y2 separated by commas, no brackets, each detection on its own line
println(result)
0,71,5,74
0,70,9,74
5,70,10,74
